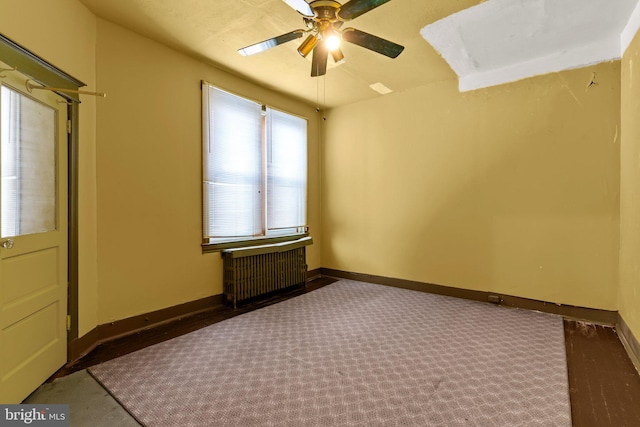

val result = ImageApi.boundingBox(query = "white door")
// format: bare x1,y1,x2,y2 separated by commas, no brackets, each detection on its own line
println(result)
0,69,68,403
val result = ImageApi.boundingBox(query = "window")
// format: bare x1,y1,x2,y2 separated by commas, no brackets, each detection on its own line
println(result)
202,82,307,247
1,84,57,238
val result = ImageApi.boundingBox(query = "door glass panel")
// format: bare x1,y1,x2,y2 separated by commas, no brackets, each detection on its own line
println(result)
1,85,57,237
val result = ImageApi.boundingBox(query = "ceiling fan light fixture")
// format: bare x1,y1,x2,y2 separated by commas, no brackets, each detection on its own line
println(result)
298,34,319,57
239,0,404,78
324,31,341,51
331,48,345,64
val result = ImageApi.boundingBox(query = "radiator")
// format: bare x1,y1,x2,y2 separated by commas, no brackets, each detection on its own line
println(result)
222,237,311,308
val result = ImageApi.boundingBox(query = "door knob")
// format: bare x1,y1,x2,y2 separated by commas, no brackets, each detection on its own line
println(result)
1,239,14,249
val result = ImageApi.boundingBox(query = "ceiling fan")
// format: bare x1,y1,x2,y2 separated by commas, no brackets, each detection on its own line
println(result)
238,0,404,77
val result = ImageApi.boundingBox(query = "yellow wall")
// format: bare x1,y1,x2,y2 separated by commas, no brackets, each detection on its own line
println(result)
0,0,100,336
323,62,620,310
0,0,630,337
0,1,322,331
94,19,322,323
620,30,640,339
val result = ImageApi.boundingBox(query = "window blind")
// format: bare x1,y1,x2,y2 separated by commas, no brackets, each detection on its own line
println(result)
1,85,56,238
203,86,263,238
202,82,308,244
267,108,307,230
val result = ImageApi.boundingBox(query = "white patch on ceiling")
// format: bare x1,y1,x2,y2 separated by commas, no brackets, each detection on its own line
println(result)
420,0,640,92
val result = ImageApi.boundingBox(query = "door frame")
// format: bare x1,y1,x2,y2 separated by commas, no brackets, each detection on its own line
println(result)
0,32,84,346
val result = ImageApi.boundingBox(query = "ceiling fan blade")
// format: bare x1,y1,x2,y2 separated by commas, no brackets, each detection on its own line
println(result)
342,27,404,58
337,0,391,20
311,43,328,77
238,30,305,56
282,0,314,17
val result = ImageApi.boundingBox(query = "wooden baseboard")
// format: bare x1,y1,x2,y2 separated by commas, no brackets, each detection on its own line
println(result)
617,314,640,374
68,269,322,362
320,268,618,325
68,327,100,363
307,268,321,280
69,267,620,362
68,294,224,362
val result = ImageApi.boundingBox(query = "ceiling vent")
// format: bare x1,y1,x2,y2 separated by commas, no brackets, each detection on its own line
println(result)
369,82,393,94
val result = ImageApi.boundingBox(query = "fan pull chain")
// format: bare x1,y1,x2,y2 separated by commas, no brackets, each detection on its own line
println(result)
323,75,326,120
316,74,319,113
315,75,326,121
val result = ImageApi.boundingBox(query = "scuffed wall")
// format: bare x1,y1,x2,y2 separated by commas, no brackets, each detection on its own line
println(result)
322,62,620,310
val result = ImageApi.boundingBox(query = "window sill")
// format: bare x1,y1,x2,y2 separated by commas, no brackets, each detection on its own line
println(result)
202,233,311,254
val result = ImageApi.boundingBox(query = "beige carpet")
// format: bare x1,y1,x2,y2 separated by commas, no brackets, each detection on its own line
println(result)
89,279,571,426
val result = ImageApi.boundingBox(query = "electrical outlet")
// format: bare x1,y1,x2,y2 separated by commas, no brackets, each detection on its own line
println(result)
488,294,502,304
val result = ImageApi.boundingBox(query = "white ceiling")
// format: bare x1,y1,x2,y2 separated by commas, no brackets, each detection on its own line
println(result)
422,0,640,92
79,0,640,107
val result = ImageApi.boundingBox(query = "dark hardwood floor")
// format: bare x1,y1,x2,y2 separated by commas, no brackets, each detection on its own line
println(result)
54,277,640,426
564,320,640,426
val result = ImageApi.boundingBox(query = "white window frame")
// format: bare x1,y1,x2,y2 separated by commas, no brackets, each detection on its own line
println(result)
202,82,308,250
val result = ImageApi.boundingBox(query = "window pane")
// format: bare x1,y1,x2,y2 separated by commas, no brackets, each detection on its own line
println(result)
203,86,263,238
1,85,56,238
267,109,307,230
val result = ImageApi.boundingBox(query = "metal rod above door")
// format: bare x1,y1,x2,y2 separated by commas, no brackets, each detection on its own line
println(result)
26,79,106,98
